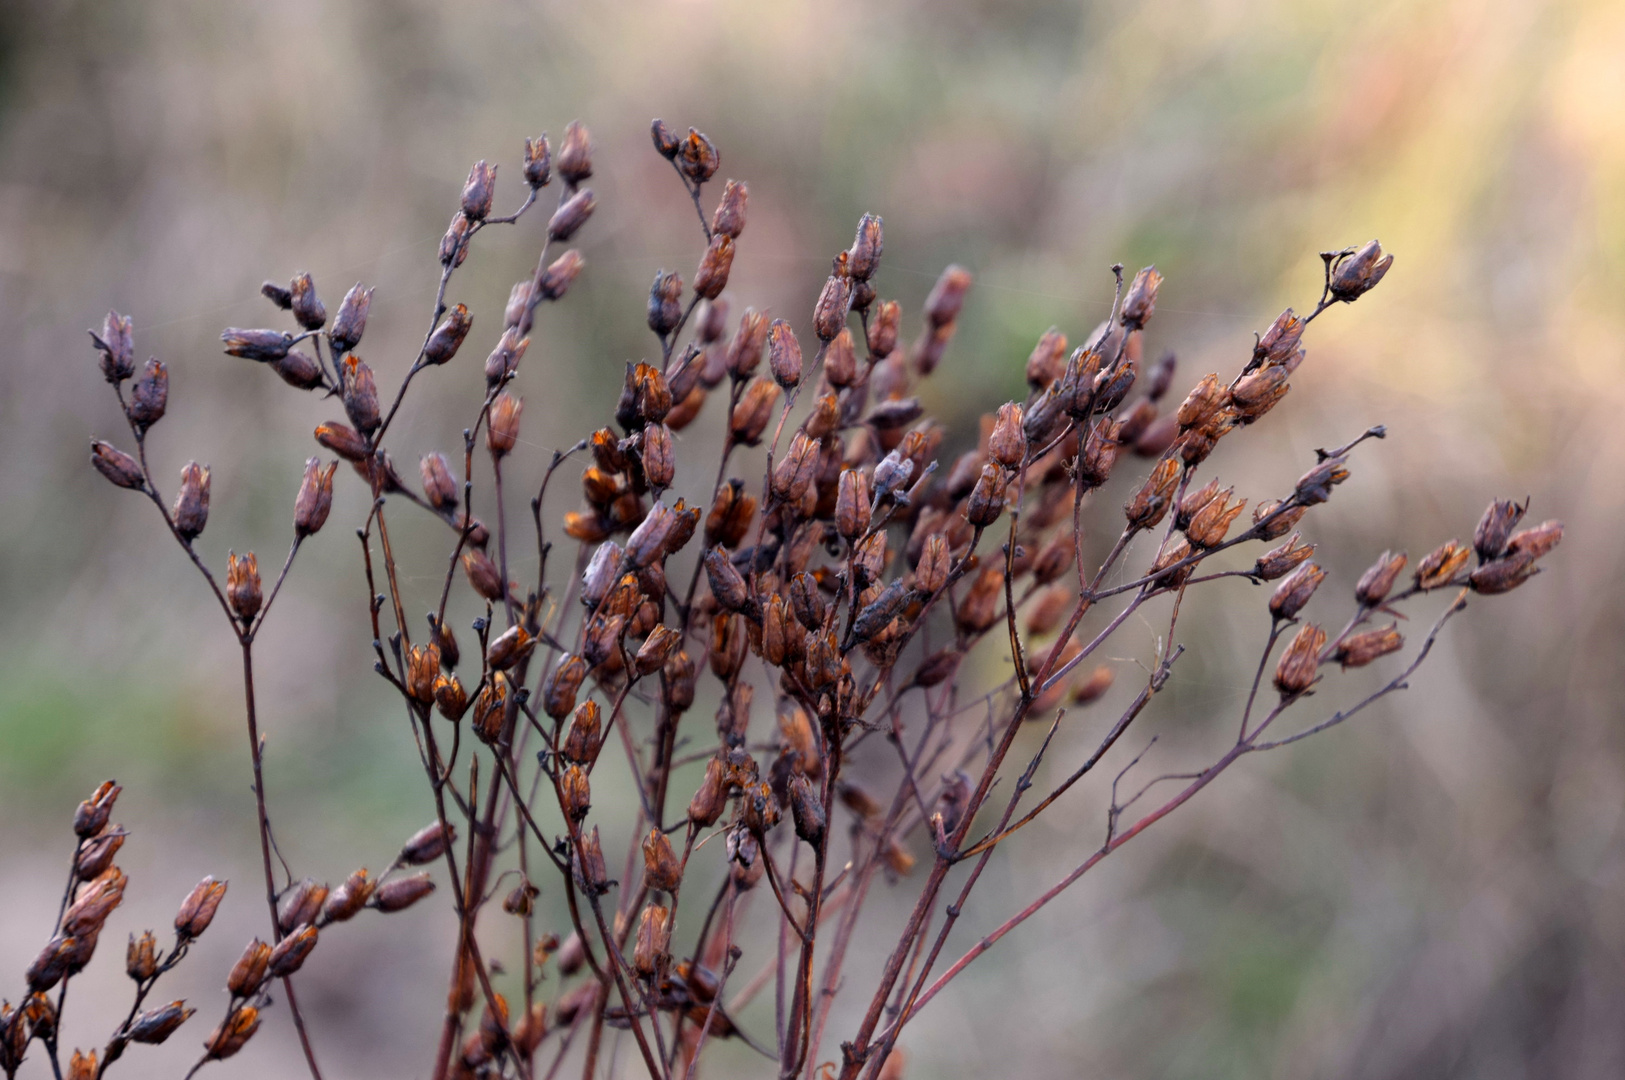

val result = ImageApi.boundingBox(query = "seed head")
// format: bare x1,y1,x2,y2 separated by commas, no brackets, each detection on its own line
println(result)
226,552,262,624
712,179,748,239
548,188,596,241
461,160,496,221
1273,623,1326,697
1355,550,1408,606
321,869,374,924
1329,240,1394,302
127,358,168,431
1124,456,1182,531
128,1001,194,1045
341,354,380,435
174,876,227,940
868,299,901,359
227,939,272,996
91,441,144,490
557,120,593,185
1335,624,1404,668
221,328,292,362
329,283,373,353
204,1005,261,1061
373,872,435,913
170,462,210,541
543,655,589,720
694,234,735,300
1120,266,1162,330
93,311,136,382
677,127,719,184
1269,561,1326,620
523,133,552,187
487,393,523,458
289,272,326,330
1255,534,1314,580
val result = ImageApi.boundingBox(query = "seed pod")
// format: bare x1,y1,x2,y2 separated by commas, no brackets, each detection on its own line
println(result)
164,461,213,541
439,211,471,267
276,879,327,935
705,547,756,618
739,781,781,835
1355,550,1408,605
1329,239,1394,302
327,284,372,353
841,211,885,281
227,552,262,624
412,306,471,371
1123,457,1181,531
514,1002,549,1057
853,579,912,643
758,319,802,388
662,648,697,713
313,421,367,462
1119,266,1162,330
640,424,675,489
1269,561,1326,620
524,133,552,186
980,404,1025,470
74,781,120,838
203,1005,260,1060
1505,520,1563,560
1254,534,1314,580
1294,458,1350,505
267,349,322,390
222,939,271,998
127,358,168,430
409,454,456,517
1273,623,1326,697
1174,373,1224,430
548,188,596,241
678,127,719,183
27,936,73,992
771,433,819,505
705,178,749,239
786,772,826,845
341,355,380,435
1252,499,1307,541
724,308,768,378
789,572,827,631
485,393,523,459
91,441,144,490
537,249,584,300
556,120,592,184
174,877,227,939
471,674,510,744
1069,664,1114,704
283,457,335,538
636,625,682,677
694,235,734,300
433,673,468,722
1414,540,1470,589
66,1050,96,1080
625,501,677,567
1468,551,1538,594
277,274,324,334
559,700,603,766
373,872,435,913
462,549,505,602
954,566,1002,634
647,271,684,337
639,828,683,894
688,757,730,828
398,642,437,703
873,450,913,502
632,903,671,977
460,160,496,221
93,310,136,382
835,468,873,540
813,274,853,343
543,655,589,719
1473,499,1526,562
129,1000,194,1045
559,764,591,823
705,480,756,549
580,543,622,611
923,264,972,328
401,821,455,867
122,930,157,982
880,837,915,876
221,328,292,362
647,118,682,160
910,535,949,595
1335,624,1404,668
321,869,373,924
1254,309,1304,368
1186,489,1246,548
477,994,511,1056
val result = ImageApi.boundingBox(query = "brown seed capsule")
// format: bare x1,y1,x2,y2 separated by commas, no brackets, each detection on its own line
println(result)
687,757,730,828
1186,488,1246,548
486,393,523,459
1355,550,1408,606
646,270,685,337
1273,623,1326,697
1176,373,1225,430
678,127,719,184
504,281,536,336
204,1005,260,1060
523,132,552,186
1414,539,1471,589
279,274,324,333
532,251,583,305
728,377,779,445
460,160,496,221
987,403,1027,469
373,872,435,913
548,188,596,241
834,467,874,541
1254,534,1314,580
269,349,323,390
771,433,820,505
399,642,438,703
439,211,471,267
557,120,592,184
638,827,683,894
1505,519,1563,560
128,1000,194,1045
221,328,292,362
1253,309,1304,368
1123,456,1182,530
328,283,372,353
632,903,671,978
1120,266,1162,330
560,700,603,766
953,566,1002,634
66,1049,97,1080
1252,499,1308,541
841,211,885,281
277,879,327,935
127,358,168,430
1329,239,1394,302
962,464,1001,526
165,461,212,541
73,781,120,839
227,940,271,996
813,274,853,342
638,423,675,490
471,676,509,744
1269,561,1326,621
704,480,755,549
914,534,951,595
93,310,136,382
702,177,750,239
123,930,158,982
659,650,696,717
227,552,262,624
432,673,468,722
462,549,506,603
1473,499,1526,562
90,440,144,490
1468,551,1538,594
573,826,609,895
313,421,367,463
1335,624,1404,668
705,547,756,618
320,869,373,924
723,308,767,379
401,821,455,866
285,457,335,538
174,877,227,939
685,233,733,302
1295,458,1350,505
411,453,456,516
635,625,682,677
543,655,589,719
415,305,472,370
853,579,913,643
863,300,899,362
923,264,972,328
341,355,381,435
759,318,801,388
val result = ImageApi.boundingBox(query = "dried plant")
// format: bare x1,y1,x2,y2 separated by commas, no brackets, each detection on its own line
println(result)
8,117,1563,1080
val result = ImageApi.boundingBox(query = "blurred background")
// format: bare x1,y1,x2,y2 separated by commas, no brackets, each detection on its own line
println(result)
1,0,1621,1076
